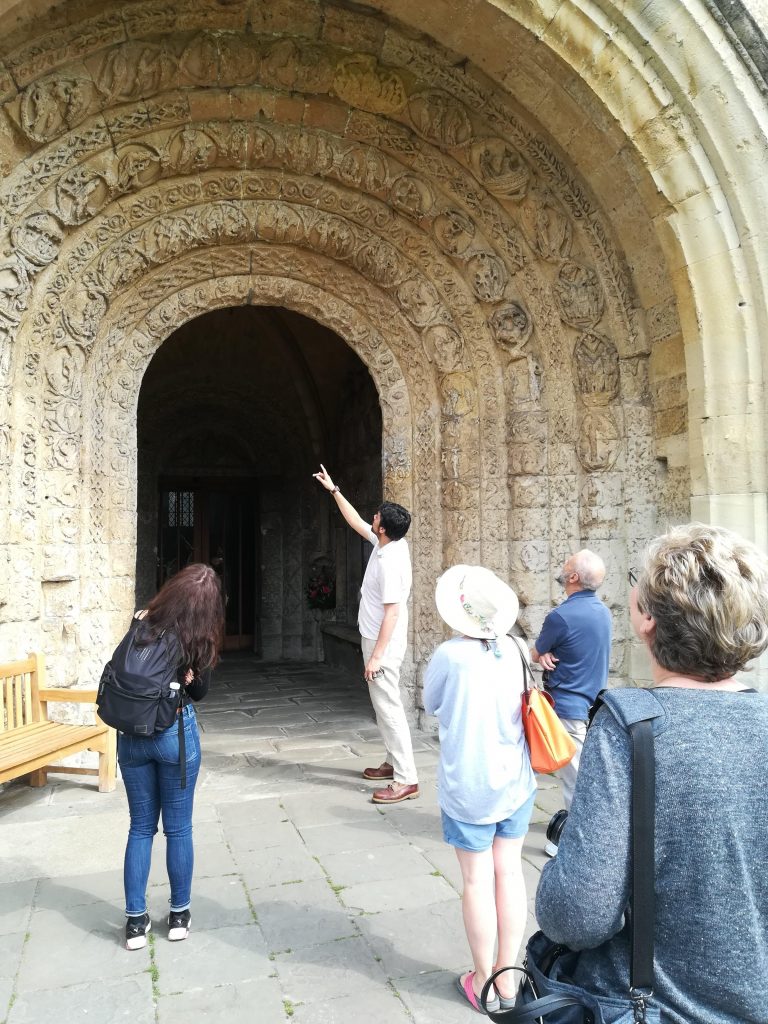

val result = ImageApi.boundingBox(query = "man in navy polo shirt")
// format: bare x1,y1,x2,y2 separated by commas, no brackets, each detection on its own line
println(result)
533,549,611,854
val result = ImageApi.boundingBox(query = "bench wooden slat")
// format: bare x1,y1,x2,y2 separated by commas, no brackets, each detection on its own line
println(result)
0,724,108,766
0,655,116,792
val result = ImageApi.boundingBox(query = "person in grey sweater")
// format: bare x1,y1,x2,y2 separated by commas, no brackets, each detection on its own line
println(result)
424,565,536,1014
536,523,768,1023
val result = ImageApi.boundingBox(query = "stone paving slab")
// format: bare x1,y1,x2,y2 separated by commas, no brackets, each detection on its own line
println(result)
0,658,561,1024
7,976,154,1024
157,977,286,1024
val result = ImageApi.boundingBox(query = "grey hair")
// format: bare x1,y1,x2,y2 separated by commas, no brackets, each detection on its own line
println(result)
572,549,606,591
636,523,768,681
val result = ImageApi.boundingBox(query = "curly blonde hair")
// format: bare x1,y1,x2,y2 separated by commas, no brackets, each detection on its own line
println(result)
636,523,768,681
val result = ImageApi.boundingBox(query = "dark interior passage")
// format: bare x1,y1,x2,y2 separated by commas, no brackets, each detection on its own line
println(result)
136,306,381,658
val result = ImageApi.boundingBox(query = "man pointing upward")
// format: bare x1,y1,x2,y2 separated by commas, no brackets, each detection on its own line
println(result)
313,465,419,805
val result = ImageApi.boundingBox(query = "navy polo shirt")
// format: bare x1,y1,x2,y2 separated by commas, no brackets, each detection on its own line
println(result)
535,589,612,720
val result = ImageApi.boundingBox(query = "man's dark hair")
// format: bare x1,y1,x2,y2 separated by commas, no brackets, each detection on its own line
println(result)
378,501,411,541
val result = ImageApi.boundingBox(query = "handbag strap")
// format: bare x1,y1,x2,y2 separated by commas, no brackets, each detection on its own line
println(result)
511,636,535,694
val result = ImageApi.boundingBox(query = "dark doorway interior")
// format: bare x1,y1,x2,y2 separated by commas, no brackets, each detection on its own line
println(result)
158,481,259,651
135,305,382,660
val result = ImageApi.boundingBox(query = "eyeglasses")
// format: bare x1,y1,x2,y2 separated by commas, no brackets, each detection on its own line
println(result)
628,568,638,587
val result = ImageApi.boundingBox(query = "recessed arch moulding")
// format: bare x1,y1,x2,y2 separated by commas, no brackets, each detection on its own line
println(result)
0,0,679,705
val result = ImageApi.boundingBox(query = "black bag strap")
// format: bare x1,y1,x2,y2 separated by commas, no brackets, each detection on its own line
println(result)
482,693,657,1021
628,717,654,997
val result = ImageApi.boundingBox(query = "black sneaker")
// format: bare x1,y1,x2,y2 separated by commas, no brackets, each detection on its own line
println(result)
125,913,151,950
168,909,191,941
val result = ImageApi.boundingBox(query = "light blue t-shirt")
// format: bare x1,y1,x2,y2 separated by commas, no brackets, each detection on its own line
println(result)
423,635,536,824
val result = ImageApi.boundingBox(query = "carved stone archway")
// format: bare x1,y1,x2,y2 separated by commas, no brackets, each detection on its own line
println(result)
0,0,707,696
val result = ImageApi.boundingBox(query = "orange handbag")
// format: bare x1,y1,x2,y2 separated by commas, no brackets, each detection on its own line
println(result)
515,642,577,774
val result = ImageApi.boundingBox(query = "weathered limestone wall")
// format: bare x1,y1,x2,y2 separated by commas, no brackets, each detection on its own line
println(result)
0,0,766,693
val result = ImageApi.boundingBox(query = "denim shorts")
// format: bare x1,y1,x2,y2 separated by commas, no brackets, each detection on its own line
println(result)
441,792,536,852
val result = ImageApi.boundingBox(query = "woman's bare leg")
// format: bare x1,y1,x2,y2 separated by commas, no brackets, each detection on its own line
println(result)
455,846,497,998
492,834,527,999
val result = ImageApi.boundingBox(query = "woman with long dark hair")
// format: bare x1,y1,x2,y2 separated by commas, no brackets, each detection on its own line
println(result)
119,563,224,950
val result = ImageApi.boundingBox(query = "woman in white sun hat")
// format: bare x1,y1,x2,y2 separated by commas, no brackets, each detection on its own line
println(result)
424,565,536,1016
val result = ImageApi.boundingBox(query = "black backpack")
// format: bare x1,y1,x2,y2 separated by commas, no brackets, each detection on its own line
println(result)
97,619,191,787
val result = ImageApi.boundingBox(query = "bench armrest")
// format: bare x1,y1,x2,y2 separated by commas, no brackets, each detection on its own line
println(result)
38,688,98,703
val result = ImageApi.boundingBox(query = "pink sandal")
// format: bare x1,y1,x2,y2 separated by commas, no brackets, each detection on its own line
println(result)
456,971,500,1015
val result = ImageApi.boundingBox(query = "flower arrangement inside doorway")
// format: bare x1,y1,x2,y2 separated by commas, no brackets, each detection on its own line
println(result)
307,565,336,610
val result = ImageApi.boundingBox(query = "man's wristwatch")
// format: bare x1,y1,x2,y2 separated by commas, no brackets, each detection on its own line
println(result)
331,485,340,494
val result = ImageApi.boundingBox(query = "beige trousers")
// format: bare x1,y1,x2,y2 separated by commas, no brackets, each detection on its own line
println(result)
558,717,589,810
361,636,418,785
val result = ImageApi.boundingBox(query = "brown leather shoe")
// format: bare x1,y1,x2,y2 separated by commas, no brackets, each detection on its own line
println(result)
363,761,394,781
371,782,419,804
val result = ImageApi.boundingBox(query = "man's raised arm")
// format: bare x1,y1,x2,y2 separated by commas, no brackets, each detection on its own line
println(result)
313,464,373,541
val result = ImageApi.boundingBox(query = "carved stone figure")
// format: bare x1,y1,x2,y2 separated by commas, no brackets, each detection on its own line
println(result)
12,213,64,268
116,144,162,191
390,174,434,218
168,128,218,173
199,203,249,243
150,215,198,259
521,191,572,261
353,240,404,288
490,302,533,353
468,252,508,302
97,42,177,102
45,346,84,399
573,331,620,405
0,255,31,322
257,202,306,244
396,276,441,327
20,73,95,142
554,261,605,329
250,126,277,165
577,409,622,471
61,277,108,344
56,164,111,224
433,209,475,256
338,146,388,192
422,324,466,373
470,137,530,201
306,214,356,260
407,90,472,148
260,38,300,90
180,32,221,85
333,55,406,114
440,372,477,419
285,131,335,175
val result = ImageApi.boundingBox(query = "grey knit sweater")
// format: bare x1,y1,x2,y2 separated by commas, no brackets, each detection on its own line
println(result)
536,687,768,1024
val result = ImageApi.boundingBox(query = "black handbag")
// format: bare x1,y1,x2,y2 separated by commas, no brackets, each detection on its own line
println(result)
481,688,663,1024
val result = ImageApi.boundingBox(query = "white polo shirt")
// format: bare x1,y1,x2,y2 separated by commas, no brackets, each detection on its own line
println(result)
357,530,412,644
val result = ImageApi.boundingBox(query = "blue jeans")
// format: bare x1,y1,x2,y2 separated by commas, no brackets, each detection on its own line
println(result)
118,704,201,917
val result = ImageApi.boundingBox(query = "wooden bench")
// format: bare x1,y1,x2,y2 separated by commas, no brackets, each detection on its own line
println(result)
0,654,116,793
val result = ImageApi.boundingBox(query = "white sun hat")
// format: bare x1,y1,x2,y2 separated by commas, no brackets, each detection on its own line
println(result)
435,564,519,639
